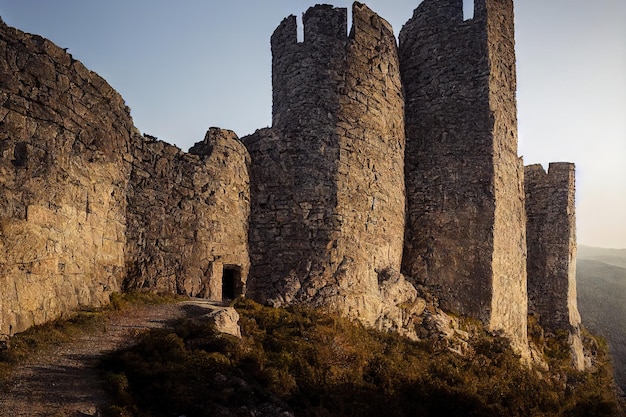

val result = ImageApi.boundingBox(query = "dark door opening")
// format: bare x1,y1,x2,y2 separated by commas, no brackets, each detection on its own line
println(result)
222,267,240,301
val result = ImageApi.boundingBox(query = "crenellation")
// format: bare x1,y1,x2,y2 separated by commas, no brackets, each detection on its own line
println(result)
303,5,347,42
409,0,465,26
270,16,298,50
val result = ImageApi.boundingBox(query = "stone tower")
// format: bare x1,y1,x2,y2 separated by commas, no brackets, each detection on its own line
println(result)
525,163,585,369
244,3,412,330
399,0,528,353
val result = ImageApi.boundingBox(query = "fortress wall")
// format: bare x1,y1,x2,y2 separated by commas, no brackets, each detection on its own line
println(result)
0,20,134,336
525,163,583,368
485,0,528,354
125,128,250,301
0,19,251,336
399,0,528,352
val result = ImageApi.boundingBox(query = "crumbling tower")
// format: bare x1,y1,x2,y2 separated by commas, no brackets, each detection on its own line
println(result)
525,163,585,369
244,3,409,328
399,0,528,352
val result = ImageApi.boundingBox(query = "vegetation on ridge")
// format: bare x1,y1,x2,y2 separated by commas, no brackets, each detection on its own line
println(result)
100,298,622,417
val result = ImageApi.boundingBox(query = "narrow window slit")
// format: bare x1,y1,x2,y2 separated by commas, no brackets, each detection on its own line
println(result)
464,0,475,20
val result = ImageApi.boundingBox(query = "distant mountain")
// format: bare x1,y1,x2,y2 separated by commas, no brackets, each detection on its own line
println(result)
578,245,626,269
576,245,626,392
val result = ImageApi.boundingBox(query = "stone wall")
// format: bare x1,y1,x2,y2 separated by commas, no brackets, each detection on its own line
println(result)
0,19,251,337
399,0,528,354
525,163,584,369
245,3,414,334
0,19,134,336
0,3,584,364
124,128,251,300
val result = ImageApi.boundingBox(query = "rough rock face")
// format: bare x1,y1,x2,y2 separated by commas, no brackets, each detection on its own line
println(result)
204,307,242,338
244,3,414,336
525,163,585,369
399,0,528,355
124,128,251,300
0,18,135,336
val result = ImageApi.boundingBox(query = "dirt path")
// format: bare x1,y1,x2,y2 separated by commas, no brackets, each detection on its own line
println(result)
0,300,221,417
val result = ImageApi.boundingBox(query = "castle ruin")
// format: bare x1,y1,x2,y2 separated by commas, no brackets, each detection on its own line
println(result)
244,3,412,333
0,0,583,367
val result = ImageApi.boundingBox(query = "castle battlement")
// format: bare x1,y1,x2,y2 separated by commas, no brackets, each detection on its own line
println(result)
0,1,582,368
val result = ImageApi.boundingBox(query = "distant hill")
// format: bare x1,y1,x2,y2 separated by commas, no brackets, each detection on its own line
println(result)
578,245,626,269
576,245,626,392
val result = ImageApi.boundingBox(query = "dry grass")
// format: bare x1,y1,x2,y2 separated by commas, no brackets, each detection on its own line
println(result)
0,291,181,385
100,298,622,417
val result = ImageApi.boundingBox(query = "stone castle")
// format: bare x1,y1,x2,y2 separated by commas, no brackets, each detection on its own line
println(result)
0,0,584,367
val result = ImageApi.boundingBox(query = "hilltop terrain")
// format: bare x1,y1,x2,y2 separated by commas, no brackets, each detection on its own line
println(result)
4,295,622,417
577,245,626,392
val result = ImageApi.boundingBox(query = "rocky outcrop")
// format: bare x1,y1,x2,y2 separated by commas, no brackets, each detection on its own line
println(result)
0,18,135,336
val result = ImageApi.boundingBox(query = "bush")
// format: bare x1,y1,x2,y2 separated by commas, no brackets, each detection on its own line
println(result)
99,299,623,417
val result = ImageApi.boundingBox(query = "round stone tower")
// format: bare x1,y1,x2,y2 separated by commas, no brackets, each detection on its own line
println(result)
245,2,409,330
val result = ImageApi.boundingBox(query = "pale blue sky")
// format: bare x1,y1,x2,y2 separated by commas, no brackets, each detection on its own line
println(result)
1,0,624,248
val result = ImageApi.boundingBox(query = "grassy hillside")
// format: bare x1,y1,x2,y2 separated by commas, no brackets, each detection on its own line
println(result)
100,299,622,417
577,246,626,392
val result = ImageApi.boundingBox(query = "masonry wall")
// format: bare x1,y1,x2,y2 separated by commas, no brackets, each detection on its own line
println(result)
525,163,584,369
0,19,134,336
399,0,528,353
244,6,346,305
0,19,251,337
124,128,251,301
245,3,411,331
336,3,406,326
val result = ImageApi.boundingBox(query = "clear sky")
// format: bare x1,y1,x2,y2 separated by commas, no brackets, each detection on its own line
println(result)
0,0,624,249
